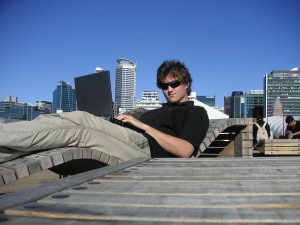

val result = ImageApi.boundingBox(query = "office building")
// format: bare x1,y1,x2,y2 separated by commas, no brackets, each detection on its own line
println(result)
229,91,245,118
196,95,215,107
0,95,41,122
264,68,300,117
245,90,264,118
115,58,136,112
52,81,76,113
34,100,52,114
223,96,231,116
135,91,162,110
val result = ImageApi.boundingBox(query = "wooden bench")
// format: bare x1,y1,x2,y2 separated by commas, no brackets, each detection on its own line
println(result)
0,147,121,187
258,139,300,155
200,118,253,157
0,118,254,187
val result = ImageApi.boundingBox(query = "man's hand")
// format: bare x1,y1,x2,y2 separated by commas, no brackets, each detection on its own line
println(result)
115,114,145,130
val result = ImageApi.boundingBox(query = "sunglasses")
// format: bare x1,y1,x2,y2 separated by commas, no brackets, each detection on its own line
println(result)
161,80,182,90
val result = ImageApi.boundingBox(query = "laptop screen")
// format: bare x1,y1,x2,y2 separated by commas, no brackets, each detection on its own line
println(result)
74,71,113,119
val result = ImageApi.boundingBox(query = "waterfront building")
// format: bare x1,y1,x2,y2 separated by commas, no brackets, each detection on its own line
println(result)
264,68,300,118
229,91,245,118
135,91,162,110
115,58,136,112
0,96,41,122
196,95,215,107
245,90,264,118
52,81,76,113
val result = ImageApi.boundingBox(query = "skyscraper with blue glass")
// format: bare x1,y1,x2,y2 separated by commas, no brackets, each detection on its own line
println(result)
229,91,245,118
52,81,76,113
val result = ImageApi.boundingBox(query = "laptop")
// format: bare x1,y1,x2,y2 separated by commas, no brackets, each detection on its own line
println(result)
75,71,113,119
74,71,145,133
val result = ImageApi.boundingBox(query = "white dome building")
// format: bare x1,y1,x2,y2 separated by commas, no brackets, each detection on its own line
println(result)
188,92,229,119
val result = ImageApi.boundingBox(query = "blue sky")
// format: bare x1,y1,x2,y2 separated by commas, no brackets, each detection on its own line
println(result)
0,0,299,108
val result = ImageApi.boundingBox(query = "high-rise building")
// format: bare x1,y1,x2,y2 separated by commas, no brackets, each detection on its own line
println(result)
245,90,264,118
115,58,136,112
229,91,245,118
264,68,300,117
196,95,216,107
52,81,76,113
223,96,231,116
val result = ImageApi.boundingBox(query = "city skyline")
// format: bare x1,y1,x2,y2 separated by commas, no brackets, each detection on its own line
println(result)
1,0,299,108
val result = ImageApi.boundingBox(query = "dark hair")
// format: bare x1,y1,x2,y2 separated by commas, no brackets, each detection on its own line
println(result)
285,116,294,124
156,60,192,95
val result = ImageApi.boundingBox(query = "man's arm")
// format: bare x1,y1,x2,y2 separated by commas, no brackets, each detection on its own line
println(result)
286,125,300,139
116,114,194,158
141,124,194,157
288,131,300,139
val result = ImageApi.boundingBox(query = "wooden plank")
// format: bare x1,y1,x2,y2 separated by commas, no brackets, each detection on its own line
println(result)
199,142,206,152
264,150,300,155
0,166,16,185
108,156,121,165
206,127,218,137
82,148,93,159
206,132,215,143
265,146,300,151
91,149,102,161
0,160,29,179
202,137,211,149
266,139,300,143
8,158,41,175
25,154,53,170
99,152,110,164
0,173,4,186
38,150,64,166
60,148,74,162
265,143,300,147
72,148,83,159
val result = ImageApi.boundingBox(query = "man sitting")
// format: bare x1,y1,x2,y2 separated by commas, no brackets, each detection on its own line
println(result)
0,60,209,162
285,116,300,139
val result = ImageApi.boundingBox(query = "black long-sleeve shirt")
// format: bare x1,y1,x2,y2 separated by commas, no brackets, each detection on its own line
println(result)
140,101,209,157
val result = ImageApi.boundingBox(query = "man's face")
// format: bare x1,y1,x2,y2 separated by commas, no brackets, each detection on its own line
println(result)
161,75,189,103
289,120,296,126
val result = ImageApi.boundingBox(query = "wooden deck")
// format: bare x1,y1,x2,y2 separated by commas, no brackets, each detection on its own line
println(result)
1,156,300,224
